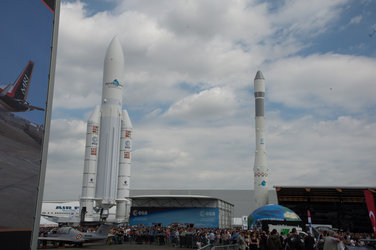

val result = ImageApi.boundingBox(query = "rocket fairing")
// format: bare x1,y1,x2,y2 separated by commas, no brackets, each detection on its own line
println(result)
253,71,269,208
80,37,133,223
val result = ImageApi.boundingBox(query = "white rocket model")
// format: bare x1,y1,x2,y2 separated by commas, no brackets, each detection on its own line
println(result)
253,71,269,208
80,37,132,223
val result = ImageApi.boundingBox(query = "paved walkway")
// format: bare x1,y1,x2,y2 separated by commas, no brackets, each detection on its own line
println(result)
39,242,181,250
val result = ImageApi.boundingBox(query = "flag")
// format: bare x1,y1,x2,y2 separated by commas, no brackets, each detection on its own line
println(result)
92,125,99,134
91,147,97,156
364,190,376,238
307,209,313,234
125,152,130,159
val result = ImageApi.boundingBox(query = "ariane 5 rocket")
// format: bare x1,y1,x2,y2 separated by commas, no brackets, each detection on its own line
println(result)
253,71,269,208
80,37,132,223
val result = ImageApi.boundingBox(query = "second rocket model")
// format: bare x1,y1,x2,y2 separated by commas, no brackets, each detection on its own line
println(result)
80,37,132,223
253,71,269,208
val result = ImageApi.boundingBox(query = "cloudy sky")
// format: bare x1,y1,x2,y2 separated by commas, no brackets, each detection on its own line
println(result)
43,0,376,200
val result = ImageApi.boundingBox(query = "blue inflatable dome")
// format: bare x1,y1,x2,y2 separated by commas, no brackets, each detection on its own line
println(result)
248,204,301,227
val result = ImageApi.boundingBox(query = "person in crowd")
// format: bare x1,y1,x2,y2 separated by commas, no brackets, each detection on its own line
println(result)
267,229,282,250
317,231,327,250
304,232,315,250
224,230,231,245
239,231,247,250
286,228,303,250
259,231,268,250
172,229,179,247
249,231,260,250
209,230,215,247
232,230,240,244
323,232,340,250
245,231,251,250
216,229,221,245
280,232,286,250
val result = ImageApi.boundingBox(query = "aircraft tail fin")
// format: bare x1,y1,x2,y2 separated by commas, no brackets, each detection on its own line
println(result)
94,224,112,237
10,61,34,101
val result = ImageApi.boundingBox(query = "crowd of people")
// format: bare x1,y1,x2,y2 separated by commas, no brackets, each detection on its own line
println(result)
38,224,375,249
93,225,375,250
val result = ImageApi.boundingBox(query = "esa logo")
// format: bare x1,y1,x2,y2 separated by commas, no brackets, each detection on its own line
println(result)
200,211,215,217
133,210,148,216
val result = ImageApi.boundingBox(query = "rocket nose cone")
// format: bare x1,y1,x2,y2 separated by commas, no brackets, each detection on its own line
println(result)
122,110,133,128
108,36,121,50
88,105,100,123
254,71,264,80
103,36,125,83
105,36,124,64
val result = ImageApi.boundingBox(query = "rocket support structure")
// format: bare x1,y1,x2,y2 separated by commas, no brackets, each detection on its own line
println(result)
253,71,269,209
80,37,132,223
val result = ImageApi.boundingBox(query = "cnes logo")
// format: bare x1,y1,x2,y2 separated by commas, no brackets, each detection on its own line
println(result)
133,210,148,216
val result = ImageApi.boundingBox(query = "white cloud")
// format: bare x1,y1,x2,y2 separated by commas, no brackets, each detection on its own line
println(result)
272,0,348,37
267,54,376,113
53,0,352,111
135,148,189,168
267,115,376,186
44,118,86,199
163,87,239,121
349,15,362,25
129,124,253,190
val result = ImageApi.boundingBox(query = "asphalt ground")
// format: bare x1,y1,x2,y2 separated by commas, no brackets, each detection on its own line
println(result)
38,241,182,250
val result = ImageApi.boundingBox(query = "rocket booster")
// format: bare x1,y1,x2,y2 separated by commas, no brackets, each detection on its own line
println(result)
116,110,132,222
253,71,269,208
80,106,100,221
80,37,133,223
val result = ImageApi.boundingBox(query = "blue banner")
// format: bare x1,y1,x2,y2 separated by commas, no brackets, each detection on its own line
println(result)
130,207,219,228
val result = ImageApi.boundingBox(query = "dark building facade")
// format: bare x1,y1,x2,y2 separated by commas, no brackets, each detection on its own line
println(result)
275,186,375,233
